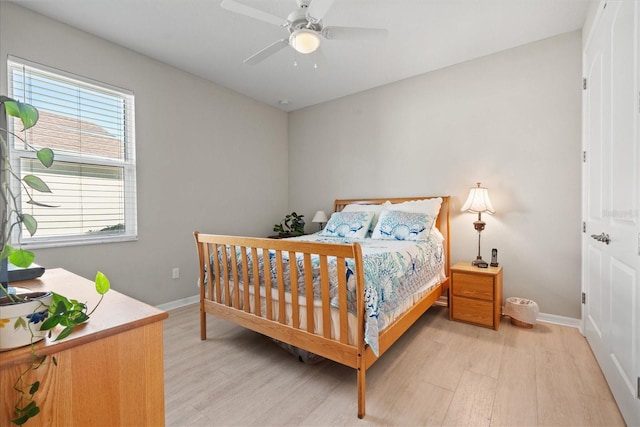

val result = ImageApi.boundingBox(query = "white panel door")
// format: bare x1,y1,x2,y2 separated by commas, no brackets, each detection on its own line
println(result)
583,2,640,425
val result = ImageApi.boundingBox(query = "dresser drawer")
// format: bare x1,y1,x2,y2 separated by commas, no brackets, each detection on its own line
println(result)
451,296,494,327
452,272,494,301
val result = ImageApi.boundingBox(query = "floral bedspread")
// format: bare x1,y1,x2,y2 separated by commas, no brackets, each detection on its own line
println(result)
212,233,444,356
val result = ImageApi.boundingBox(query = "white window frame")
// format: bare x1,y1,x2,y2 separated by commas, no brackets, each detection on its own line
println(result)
7,56,137,249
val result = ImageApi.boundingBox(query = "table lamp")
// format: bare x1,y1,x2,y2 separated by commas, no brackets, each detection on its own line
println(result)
461,182,495,266
312,210,328,230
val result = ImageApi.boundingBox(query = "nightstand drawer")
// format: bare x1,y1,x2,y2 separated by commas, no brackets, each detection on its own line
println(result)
451,296,494,327
449,262,503,330
451,272,494,301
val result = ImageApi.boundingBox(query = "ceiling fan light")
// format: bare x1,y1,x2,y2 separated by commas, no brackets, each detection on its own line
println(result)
290,29,320,54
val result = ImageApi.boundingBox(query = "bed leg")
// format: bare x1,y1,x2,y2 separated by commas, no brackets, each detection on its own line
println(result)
200,302,207,341
357,361,366,418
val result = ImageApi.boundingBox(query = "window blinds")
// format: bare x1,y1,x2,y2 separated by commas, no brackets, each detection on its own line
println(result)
7,57,137,247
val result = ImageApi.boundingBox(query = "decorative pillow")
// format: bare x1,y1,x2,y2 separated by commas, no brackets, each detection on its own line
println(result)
387,197,442,231
319,211,374,239
371,210,435,241
341,202,391,232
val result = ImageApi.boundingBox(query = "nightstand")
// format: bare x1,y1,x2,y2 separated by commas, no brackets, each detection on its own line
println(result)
449,262,503,330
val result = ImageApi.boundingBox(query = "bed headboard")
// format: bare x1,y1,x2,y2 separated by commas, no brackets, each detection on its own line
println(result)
334,196,451,281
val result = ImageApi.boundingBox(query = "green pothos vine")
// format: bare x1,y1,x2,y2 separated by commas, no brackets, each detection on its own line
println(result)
1,96,111,425
10,273,110,425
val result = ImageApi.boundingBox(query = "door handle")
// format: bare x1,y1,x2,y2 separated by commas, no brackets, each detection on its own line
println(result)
590,232,611,245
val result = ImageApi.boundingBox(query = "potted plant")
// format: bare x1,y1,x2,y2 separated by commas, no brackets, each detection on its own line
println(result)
273,211,305,237
0,96,110,425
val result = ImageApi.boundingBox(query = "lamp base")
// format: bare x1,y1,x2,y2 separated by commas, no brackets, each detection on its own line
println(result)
471,257,485,266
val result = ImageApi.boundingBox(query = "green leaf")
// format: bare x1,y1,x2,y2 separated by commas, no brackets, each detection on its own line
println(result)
4,100,39,130
51,293,75,311
9,249,35,268
36,148,54,168
49,302,65,317
19,401,37,413
54,325,75,341
26,199,58,208
12,400,40,424
73,312,90,324
27,405,40,418
95,271,111,295
23,175,52,193
12,413,30,426
20,213,38,237
0,244,12,260
68,298,83,307
40,315,61,331
14,316,26,330
12,401,41,424
29,381,40,395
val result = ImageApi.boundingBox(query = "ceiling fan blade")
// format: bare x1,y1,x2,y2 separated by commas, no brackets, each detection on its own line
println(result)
220,0,286,27
307,0,335,23
322,26,388,40
243,39,290,65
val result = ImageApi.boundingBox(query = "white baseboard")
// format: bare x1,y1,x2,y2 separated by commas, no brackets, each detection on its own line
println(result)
156,294,198,311
536,312,581,329
156,297,584,334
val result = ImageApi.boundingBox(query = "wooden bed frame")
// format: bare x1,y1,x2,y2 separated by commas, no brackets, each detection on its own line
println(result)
193,196,450,418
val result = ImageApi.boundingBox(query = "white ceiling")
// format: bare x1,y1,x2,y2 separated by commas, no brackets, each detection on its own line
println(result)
10,0,589,112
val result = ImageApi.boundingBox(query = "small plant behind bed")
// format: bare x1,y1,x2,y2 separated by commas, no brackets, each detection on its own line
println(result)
0,95,110,425
273,211,305,237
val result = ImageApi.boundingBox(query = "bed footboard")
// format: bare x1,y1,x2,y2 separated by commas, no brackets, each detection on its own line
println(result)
193,232,369,417
193,196,450,419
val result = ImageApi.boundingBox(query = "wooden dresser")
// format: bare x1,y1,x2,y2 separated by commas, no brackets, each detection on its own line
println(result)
449,262,503,330
0,268,168,426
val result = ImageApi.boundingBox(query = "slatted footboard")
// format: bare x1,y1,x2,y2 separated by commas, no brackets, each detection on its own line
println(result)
193,233,370,417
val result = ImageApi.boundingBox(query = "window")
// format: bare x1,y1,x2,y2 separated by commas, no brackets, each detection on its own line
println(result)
8,57,137,248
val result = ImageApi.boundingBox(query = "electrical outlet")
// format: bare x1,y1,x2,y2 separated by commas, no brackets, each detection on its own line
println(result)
172,268,179,279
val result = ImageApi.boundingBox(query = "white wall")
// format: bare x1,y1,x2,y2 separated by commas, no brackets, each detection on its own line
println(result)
289,31,583,319
1,3,289,305
1,3,583,317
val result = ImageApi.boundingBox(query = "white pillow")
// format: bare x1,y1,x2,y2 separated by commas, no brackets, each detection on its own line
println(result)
341,202,391,232
431,227,445,243
319,211,375,239
371,210,435,241
387,198,442,230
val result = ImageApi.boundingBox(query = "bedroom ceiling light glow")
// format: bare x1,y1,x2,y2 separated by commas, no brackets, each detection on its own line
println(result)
461,182,495,266
289,29,321,54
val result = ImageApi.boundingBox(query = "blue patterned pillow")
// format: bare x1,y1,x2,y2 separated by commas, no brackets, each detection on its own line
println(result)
371,210,434,241
319,211,374,239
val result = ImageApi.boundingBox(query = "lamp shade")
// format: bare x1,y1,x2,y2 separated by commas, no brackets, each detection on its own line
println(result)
461,182,495,214
312,210,328,223
289,29,321,54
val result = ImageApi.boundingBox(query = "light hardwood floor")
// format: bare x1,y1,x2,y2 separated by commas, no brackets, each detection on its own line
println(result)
164,304,626,426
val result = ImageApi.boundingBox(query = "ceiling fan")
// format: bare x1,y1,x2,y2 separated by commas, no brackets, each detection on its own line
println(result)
221,0,388,65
